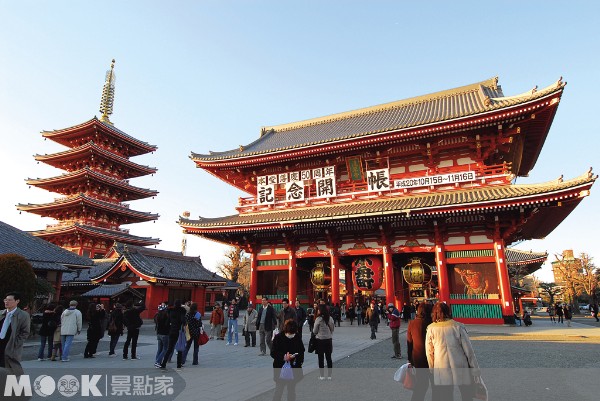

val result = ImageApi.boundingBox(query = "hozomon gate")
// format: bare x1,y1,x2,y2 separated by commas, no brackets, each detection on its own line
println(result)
180,77,596,324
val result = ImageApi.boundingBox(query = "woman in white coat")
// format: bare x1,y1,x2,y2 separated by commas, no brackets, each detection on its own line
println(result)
425,302,480,401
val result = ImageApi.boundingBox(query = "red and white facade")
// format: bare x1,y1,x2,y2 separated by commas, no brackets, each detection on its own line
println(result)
180,77,596,323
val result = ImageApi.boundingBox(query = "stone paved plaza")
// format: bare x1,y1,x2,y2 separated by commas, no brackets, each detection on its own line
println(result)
16,314,600,400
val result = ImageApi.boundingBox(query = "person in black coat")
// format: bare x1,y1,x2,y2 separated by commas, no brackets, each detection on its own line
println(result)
159,299,187,369
37,304,56,360
406,303,433,401
122,300,145,360
402,303,412,323
107,303,124,357
294,300,306,335
84,303,106,358
271,319,305,401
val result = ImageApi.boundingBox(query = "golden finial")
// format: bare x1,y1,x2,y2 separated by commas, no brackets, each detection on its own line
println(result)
99,59,116,125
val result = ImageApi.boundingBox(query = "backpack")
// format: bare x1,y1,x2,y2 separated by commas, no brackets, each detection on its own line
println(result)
107,318,118,336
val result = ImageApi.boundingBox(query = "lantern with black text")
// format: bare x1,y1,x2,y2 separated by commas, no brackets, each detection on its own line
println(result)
352,256,383,292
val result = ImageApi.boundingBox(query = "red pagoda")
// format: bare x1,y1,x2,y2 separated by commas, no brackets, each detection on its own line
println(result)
18,60,160,258
180,77,596,324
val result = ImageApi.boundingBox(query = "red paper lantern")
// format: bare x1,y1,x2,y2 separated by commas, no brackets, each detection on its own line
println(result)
352,256,383,292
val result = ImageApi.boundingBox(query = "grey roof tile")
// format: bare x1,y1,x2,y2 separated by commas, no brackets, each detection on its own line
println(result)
101,243,229,283
81,283,144,298
0,220,93,271
193,78,565,161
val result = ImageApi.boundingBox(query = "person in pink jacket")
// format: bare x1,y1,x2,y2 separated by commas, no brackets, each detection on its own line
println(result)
425,302,480,401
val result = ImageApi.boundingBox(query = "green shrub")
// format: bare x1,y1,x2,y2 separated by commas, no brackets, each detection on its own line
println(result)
0,254,37,309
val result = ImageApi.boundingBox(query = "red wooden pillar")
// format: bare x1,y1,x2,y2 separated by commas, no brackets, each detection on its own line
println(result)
383,245,395,307
434,222,451,303
250,252,258,305
494,237,515,317
393,264,404,308
345,267,354,306
288,251,297,302
196,286,206,314
330,250,340,304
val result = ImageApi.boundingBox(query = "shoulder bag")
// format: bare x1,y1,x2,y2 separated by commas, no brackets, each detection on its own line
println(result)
198,327,209,345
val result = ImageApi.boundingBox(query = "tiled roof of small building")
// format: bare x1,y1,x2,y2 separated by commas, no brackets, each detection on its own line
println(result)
62,259,115,283
97,243,229,283
505,249,548,265
180,172,595,229
192,77,565,161
0,220,93,271
81,283,144,298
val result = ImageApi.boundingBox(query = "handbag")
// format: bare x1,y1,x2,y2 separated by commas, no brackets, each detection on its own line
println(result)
279,361,294,381
307,334,316,353
473,376,488,401
198,327,209,345
175,327,187,352
107,319,118,336
185,324,191,342
402,364,415,390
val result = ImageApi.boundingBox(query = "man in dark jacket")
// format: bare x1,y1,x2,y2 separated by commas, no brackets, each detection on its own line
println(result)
159,300,186,369
277,298,297,332
294,299,306,335
122,300,145,360
256,298,277,356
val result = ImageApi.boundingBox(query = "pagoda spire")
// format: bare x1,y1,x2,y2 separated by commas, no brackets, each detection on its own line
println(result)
99,59,116,125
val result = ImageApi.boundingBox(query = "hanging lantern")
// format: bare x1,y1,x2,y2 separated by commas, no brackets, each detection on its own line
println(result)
310,261,331,289
352,256,383,292
403,257,432,285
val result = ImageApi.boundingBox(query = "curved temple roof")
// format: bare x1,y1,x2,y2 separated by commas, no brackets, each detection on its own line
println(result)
192,77,565,163
35,141,157,179
30,223,160,246
26,167,158,201
42,117,157,156
17,193,159,222
92,242,229,283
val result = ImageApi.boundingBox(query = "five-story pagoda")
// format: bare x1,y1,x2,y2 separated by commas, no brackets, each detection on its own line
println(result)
18,60,160,258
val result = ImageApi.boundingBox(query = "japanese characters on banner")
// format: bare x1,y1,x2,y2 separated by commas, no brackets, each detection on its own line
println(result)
257,166,336,204
394,171,476,189
366,168,391,192
286,181,304,201
257,166,477,205
257,184,275,205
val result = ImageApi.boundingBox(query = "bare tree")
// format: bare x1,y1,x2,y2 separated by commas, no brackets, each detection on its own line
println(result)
538,282,562,305
571,253,598,298
552,252,598,311
216,246,250,293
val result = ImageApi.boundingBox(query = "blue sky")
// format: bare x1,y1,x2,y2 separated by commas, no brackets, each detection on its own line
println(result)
1,1,598,281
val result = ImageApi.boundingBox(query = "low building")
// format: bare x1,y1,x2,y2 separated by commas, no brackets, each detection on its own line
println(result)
62,242,230,318
0,220,94,303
